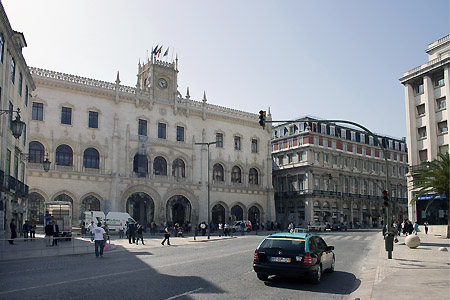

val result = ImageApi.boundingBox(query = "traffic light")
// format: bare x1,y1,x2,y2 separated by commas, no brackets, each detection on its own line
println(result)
382,190,389,207
258,110,266,129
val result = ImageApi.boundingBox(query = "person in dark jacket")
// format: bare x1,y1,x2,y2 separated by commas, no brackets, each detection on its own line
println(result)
161,225,171,246
136,224,144,245
9,219,17,245
52,221,60,246
45,222,54,246
128,221,136,244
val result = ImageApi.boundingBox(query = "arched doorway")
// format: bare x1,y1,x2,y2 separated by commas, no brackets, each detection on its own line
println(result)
248,206,260,226
166,195,191,226
231,205,243,221
80,195,101,220
126,192,155,226
28,192,45,224
212,204,225,224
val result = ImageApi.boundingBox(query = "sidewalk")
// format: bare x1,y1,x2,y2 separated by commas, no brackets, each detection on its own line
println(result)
348,231,450,300
0,232,243,260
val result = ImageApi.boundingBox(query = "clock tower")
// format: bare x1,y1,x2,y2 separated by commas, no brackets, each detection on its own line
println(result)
136,53,178,103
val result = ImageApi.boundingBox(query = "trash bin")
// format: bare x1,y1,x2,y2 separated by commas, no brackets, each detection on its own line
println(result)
385,232,394,259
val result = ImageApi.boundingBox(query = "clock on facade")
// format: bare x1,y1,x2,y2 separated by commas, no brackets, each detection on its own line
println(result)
158,78,168,89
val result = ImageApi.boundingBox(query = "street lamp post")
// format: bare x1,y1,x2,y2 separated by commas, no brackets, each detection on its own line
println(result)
195,141,217,239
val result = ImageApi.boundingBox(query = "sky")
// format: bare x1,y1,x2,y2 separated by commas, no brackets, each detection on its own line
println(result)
2,0,449,139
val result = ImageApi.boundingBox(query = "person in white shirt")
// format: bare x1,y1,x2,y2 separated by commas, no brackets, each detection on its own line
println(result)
87,221,95,241
91,224,107,257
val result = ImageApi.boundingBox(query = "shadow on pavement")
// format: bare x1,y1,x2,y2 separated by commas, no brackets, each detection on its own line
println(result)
419,242,450,247
263,271,360,295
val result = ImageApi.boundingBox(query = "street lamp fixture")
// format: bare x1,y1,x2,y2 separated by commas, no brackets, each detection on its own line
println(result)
0,108,25,139
195,141,217,239
20,152,52,172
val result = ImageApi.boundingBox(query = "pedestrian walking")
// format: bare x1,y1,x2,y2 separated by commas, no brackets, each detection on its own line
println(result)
52,221,60,246
161,225,171,245
119,225,125,239
87,220,95,241
9,219,17,245
92,223,107,258
414,221,419,235
136,224,145,245
44,221,54,246
200,222,206,236
240,221,245,236
424,221,429,234
224,222,230,236
218,223,223,237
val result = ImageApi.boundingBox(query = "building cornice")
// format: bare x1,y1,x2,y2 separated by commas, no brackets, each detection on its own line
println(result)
399,52,450,84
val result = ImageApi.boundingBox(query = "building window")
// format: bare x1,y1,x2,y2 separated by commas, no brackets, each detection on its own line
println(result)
213,163,224,181
353,159,357,169
55,144,73,166
88,111,98,128
176,126,184,142
323,154,328,164
158,123,166,139
32,102,43,121
418,126,427,138
18,73,22,96
231,166,242,183
415,83,424,94
298,151,303,161
6,149,10,176
298,137,303,145
438,121,448,134
351,132,356,141
416,104,425,116
251,139,258,153
278,156,284,166
323,138,327,148
314,152,319,162
332,155,337,165
419,149,427,162
61,107,72,125
362,147,366,156
314,137,319,145
288,139,293,148
0,33,3,63
138,119,147,136
83,148,100,169
25,86,28,106
216,133,223,148
343,157,348,167
439,145,449,154
436,97,446,110
234,136,241,150
249,168,258,185
288,154,293,164
29,141,45,163
434,76,445,87
172,158,185,178
10,57,15,84
133,154,148,177
153,156,167,175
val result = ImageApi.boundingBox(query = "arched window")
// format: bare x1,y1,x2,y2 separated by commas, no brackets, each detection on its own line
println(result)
172,158,185,178
80,195,101,219
28,192,45,224
213,163,224,181
249,168,259,185
231,166,242,183
83,148,99,169
154,156,167,175
133,154,148,177
56,144,73,166
313,201,320,208
29,141,45,163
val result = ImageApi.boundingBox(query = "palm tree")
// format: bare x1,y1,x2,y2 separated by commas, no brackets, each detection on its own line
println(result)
410,152,449,238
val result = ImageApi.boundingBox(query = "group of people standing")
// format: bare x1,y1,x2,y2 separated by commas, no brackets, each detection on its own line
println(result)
8,219,37,245
394,220,421,236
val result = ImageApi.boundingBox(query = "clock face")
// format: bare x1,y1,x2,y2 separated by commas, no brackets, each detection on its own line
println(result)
158,78,168,89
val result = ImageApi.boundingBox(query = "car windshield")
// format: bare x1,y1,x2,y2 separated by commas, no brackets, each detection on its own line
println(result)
259,238,305,253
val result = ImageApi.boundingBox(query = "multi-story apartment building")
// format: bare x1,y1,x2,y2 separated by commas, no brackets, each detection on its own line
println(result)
26,54,275,229
399,34,449,225
271,117,408,229
0,3,35,238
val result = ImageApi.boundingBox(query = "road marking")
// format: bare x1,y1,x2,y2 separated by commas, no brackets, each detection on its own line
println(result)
365,236,373,240
341,236,352,240
353,236,363,240
0,249,252,295
165,287,204,300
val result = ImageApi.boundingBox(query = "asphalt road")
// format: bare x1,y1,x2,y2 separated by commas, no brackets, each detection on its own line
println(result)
0,229,380,300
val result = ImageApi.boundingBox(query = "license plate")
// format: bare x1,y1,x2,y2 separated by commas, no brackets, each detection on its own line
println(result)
270,257,291,263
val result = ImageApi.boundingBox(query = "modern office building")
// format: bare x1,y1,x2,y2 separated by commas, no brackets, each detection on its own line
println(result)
26,54,275,229
271,117,408,228
0,3,35,238
399,34,449,225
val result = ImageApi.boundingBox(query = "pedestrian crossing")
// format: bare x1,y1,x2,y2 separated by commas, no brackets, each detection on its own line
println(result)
322,234,376,242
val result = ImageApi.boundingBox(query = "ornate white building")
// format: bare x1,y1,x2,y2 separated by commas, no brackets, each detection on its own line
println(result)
26,54,275,228
271,117,408,229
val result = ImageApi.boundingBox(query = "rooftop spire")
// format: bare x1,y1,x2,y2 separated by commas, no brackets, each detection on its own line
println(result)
116,71,120,85
202,91,207,103
186,87,190,99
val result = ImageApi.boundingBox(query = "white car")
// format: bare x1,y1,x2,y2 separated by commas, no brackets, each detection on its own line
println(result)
231,220,252,232
308,222,327,231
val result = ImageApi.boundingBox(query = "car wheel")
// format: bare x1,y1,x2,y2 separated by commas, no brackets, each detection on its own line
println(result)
257,273,268,281
311,265,322,284
328,257,335,273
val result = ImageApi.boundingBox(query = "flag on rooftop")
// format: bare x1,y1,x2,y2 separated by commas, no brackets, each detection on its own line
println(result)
163,47,169,57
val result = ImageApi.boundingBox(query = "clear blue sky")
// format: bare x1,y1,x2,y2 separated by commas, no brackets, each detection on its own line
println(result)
3,0,449,139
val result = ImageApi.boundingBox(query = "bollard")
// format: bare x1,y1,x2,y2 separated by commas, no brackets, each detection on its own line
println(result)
385,232,394,259
194,227,198,241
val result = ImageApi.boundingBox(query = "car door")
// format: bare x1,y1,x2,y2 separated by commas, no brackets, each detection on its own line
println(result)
317,237,332,269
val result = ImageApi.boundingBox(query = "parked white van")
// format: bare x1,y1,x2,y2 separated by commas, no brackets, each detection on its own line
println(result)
104,212,136,232
84,211,105,225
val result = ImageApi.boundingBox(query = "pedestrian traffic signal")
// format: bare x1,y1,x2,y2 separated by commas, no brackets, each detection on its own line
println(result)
382,190,389,207
258,110,266,129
